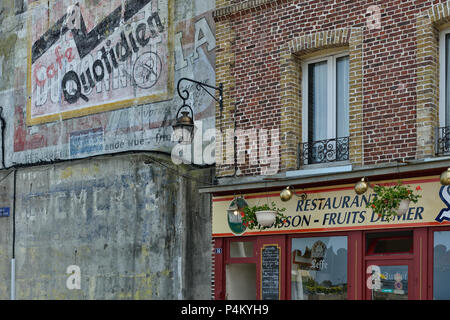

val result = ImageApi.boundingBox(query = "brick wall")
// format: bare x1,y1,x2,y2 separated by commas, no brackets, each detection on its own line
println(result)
214,0,449,178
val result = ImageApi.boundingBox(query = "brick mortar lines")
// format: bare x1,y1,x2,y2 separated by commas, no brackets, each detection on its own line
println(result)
214,0,290,21
215,0,450,177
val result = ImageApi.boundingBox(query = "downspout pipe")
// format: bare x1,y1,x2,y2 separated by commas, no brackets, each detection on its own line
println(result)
0,107,6,169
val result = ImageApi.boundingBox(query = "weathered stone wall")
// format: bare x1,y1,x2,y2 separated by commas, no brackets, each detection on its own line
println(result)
0,153,213,299
0,0,217,166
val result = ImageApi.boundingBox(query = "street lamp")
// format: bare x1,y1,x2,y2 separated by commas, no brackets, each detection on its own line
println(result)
172,77,223,144
227,195,246,216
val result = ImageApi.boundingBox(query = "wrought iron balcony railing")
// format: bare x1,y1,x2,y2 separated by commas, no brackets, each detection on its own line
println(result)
436,126,450,156
298,136,350,166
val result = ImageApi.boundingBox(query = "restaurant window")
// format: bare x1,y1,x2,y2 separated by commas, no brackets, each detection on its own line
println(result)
291,236,347,300
301,53,349,165
433,231,450,299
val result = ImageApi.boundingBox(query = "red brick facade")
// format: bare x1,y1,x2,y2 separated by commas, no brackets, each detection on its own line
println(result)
214,0,447,177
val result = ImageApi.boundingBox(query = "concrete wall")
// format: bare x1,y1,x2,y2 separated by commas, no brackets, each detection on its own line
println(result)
0,153,213,299
0,0,216,300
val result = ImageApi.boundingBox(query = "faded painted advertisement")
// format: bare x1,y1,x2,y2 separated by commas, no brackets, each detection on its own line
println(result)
27,0,174,125
9,0,216,165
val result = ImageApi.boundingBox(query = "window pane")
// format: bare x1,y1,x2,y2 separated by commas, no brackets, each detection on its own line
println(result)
336,56,349,137
226,263,256,300
371,265,408,300
366,231,413,255
308,61,328,141
291,236,347,300
433,231,450,299
230,241,254,258
446,34,450,127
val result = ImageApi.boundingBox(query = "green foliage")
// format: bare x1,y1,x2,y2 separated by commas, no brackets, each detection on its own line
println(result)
241,202,288,230
305,285,343,295
367,182,422,222
303,277,344,295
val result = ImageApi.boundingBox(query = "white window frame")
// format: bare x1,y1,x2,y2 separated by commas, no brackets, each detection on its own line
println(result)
439,28,450,128
302,51,349,143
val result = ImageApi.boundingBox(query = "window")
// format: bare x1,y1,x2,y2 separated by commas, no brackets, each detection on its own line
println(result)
301,53,350,164
291,236,347,300
433,231,450,299
225,239,257,300
226,264,257,300
438,29,450,155
230,241,254,258
366,231,413,255
440,30,450,128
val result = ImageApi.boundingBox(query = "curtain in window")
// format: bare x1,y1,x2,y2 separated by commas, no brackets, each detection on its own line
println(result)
446,34,450,127
308,61,328,141
336,56,349,138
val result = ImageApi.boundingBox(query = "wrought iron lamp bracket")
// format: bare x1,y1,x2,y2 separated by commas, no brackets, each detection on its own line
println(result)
176,77,223,118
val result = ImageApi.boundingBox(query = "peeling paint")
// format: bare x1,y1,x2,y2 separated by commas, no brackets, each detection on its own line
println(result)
0,33,17,91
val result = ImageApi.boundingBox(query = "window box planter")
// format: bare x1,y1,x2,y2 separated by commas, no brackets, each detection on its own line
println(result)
396,199,411,216
255,210,277,227
367,182,422,222
241,202,288,230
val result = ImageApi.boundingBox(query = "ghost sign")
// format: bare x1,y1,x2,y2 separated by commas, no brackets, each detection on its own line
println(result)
26,0,174,125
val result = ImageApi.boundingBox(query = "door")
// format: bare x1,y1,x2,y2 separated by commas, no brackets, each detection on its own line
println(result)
224,238,257,300
365,260,414,300
222,236,286,300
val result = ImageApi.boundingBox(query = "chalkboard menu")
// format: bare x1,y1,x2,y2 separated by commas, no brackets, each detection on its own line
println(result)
261,245,280,300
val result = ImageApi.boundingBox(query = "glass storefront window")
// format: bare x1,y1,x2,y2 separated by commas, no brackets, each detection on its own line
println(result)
291,236,347,300
434,231,450,299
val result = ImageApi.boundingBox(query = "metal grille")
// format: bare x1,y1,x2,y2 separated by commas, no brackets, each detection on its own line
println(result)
437,126,450,156
299,136,350,166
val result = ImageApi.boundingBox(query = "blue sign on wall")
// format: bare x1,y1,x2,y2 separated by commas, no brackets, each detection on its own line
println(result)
0,207,10,217
70,128,104,157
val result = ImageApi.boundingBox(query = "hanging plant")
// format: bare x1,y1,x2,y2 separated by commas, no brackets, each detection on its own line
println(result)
367,182,422,222
241,202,288,230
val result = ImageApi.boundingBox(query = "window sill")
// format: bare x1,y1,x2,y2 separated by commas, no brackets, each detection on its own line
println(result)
425,155,450,162
286,161,352,178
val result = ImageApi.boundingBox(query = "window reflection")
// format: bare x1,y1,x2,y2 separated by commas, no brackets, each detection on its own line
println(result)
371,265,408,300
230,241,254,258
434,231,450,299
291,236,347,300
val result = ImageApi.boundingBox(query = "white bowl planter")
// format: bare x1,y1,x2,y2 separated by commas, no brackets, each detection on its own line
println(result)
395,199,410,216
255,210,277,227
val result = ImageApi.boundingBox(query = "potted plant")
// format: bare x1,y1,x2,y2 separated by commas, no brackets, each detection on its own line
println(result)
241,202,288,230
367,182,422,221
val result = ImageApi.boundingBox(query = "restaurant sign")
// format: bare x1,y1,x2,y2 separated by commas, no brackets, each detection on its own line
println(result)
212,177,450,237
